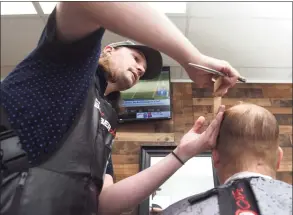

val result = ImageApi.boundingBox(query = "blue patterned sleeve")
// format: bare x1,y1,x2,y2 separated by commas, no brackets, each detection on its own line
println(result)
0,6,106,165
35,7,105,63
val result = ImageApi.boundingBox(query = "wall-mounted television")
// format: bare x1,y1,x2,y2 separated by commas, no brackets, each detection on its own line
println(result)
118,66,172,123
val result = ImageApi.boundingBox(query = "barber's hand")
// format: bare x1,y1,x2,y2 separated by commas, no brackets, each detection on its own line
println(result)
174,105,225,162
183,54,240,96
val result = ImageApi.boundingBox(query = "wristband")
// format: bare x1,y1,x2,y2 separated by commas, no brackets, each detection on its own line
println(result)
171,151,185,165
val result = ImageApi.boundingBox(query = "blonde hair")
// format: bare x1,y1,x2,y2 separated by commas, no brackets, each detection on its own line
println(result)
216,103,279,172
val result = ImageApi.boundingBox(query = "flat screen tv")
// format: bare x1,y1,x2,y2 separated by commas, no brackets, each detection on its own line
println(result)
118,66,172,123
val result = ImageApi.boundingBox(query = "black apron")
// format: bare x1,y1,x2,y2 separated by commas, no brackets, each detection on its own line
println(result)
0,77,118,215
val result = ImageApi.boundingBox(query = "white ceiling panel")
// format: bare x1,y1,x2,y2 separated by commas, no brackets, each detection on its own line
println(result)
0,2,292,83
238,67,292,83
38,2,188,15
1,65,16,79
102,16,187,45
148,2,187,14
1,17,45,66
179,67,292,83
39,2,57,14
188,2,292,19
194,46,291,68
170,66,183,80
188,18,292,67
154,16,187,66
181,68,190,80
1,2,37,15
101,31,129,48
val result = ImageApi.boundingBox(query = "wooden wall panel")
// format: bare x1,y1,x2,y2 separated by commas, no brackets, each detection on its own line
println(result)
271,99,292,107
279,134,292,147
112,83,292,215
276,172,293,185
172,83,194,143
279,147,292,172
115,132,174,142
193,98,273,106
117,120,173,133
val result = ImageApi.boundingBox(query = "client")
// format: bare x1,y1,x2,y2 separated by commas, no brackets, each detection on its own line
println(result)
161,103,292,215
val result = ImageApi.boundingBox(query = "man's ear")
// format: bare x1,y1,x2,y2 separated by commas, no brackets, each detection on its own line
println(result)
212,149,220,169
276,146,283,170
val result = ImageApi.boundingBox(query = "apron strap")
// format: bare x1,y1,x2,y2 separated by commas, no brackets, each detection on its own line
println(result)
1,105,30,215
6,171,29,215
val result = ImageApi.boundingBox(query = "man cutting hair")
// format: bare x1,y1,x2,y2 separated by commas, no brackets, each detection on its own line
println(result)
1,2,241,215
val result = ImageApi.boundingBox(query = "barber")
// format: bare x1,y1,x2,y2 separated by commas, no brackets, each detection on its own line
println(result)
0,2,240,215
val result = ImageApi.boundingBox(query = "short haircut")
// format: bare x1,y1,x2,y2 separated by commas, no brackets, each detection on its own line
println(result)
216,103,279,172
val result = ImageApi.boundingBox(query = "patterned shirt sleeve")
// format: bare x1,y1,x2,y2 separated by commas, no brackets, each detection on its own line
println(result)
1,7,105,165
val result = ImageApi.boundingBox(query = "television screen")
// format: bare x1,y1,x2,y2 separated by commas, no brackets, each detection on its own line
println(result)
118,66,172,123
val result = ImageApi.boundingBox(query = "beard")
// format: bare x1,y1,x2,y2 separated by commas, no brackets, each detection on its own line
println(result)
98,55,117,83
99,54,134,91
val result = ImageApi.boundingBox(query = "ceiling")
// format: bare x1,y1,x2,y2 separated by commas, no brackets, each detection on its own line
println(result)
1,2,292,83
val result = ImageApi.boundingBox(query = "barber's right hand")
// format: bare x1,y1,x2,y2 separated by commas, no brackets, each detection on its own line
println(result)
173,105,225,163
182,54,240,96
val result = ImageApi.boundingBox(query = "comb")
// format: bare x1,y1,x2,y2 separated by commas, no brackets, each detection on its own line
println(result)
188,63,247,83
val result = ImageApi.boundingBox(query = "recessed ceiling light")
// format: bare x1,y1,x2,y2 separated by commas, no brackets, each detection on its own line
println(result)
1,2,37,15
148,2,186,14
39,2,58,15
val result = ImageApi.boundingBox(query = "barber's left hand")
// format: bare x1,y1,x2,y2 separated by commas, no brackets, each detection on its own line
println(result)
174,105,225,163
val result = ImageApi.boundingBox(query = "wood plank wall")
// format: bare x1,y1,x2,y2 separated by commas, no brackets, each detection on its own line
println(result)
113,83,292,215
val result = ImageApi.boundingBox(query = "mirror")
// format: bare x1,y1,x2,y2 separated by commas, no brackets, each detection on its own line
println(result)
138,145,219,215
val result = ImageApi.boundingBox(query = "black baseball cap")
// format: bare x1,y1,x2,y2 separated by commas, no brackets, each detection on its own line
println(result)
107,41,163,80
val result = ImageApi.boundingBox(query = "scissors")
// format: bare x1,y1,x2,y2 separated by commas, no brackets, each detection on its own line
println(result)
188,63,247,83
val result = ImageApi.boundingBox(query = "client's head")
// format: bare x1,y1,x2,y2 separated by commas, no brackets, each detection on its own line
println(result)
212,103,283,184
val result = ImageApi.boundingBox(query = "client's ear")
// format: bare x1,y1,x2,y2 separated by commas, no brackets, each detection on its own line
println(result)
212,149,220,169
276,146,283,170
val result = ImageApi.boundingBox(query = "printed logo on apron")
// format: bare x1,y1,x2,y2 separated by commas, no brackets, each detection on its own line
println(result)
94,98,116,137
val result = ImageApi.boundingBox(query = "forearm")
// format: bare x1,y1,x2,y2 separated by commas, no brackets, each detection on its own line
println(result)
97,108,225,214
58,2,202,66
101,174,114,191
98,152,183,215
